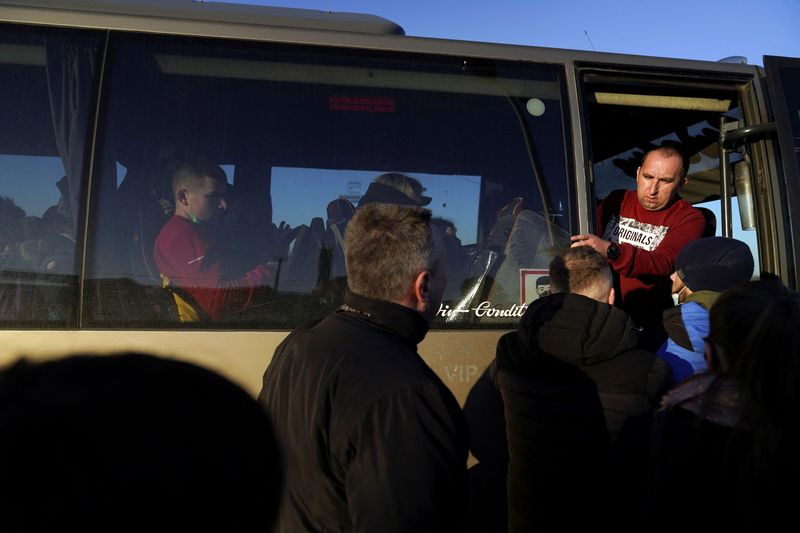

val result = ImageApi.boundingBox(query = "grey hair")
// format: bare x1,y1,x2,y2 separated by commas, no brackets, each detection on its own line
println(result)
345,203,435,302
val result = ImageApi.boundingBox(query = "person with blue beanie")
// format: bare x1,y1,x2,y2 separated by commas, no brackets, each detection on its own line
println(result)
657,237,754,382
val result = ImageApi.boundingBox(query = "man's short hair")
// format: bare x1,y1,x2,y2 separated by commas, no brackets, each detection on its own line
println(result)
345,203,436,302
170,158,227,197
642,141,690,179
549,246,613,302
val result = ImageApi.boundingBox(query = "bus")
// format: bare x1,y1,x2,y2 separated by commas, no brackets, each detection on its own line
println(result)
1,0,798,408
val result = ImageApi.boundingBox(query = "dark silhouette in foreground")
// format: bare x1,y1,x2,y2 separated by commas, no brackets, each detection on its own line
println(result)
0,353,281,532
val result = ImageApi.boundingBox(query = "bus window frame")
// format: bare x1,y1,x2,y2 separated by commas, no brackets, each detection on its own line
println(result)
763,56,800,287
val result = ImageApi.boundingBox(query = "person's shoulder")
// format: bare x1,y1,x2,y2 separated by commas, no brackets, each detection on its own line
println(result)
356,374,467,442
669,197,705,219
600,189,631,208
272,312,352,359
282,311,432,385
680,299,711,318
155,216,195,245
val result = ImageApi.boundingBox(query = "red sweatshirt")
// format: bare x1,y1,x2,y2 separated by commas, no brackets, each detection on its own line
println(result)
598,189,705,326
153,216,275,320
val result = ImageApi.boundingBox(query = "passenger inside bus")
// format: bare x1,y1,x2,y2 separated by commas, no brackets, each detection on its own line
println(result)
358,172,432,207
0,188,75,323
153,158,279,321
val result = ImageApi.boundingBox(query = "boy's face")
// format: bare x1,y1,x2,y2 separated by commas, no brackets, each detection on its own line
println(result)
184,176,228,223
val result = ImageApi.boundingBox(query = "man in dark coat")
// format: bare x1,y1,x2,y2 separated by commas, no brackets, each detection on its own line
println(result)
259,203,469,533
494,246,670,532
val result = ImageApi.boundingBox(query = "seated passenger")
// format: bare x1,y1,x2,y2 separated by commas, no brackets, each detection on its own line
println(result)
0,196,25,261
431,217,469,301
323,198,355,280
358,172,432,207
153,158,277,320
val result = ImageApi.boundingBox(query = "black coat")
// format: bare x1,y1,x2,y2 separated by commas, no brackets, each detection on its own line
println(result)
613,375,794,532
259,291,469,533
494,292,670,532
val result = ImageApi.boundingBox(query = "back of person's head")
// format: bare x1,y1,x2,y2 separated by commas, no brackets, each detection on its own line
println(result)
642,141,691,179
170,157,227,197
345,203,436,302
707,279,800,478
549,246,613,303
676,237,754,293
374,173,431,206
0,353,281,532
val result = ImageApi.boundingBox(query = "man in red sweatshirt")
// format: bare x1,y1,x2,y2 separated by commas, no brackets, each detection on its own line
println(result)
153,158,277,320
571,143,705,331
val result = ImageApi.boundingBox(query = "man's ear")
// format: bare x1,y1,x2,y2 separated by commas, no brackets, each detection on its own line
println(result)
177,189,189,206
413,270,431,313
607,286,615,306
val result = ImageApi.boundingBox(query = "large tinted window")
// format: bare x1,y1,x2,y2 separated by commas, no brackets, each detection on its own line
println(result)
85,33,572,329
0,24,102,328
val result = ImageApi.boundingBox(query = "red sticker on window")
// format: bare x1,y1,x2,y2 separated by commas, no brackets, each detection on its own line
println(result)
329,96,395,112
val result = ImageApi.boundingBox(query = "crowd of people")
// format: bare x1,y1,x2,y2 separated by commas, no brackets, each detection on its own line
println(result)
0,142,797,532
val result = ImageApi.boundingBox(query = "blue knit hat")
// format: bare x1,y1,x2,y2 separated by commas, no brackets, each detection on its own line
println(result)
676,237,754,292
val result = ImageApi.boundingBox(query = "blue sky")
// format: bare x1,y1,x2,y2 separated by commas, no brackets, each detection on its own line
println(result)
219,0,799,66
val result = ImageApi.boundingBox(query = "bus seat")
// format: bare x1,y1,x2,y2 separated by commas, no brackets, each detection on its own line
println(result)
443,198,525,322
276,220,327,295
324,198,355,280
480,210,569,324
696,206,717,237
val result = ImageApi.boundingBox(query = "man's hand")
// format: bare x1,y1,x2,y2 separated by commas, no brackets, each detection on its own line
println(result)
571,233,612,257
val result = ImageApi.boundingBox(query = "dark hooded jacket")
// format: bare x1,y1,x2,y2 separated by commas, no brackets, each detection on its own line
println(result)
494,292,670,532
259,291,469,533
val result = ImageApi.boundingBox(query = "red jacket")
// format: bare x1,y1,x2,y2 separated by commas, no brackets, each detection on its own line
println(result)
598,189,705,326
153,216,275,319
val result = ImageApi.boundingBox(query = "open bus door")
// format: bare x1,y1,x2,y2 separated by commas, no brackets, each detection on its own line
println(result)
764,56,800,287
580,58,800,288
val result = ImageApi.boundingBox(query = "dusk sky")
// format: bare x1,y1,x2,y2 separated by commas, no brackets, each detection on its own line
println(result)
219,0,799,67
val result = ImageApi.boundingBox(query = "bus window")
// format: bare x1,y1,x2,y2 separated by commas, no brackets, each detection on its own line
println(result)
84,32,574,329
693,197,760,278
0,23,102,328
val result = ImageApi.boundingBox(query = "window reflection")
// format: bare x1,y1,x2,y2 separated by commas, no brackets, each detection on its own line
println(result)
85,33,572,329
0,25,101,327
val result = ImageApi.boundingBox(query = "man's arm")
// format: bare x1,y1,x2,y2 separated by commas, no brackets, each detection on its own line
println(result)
570,189,624,257
343,385,469,533
570,233,612,255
